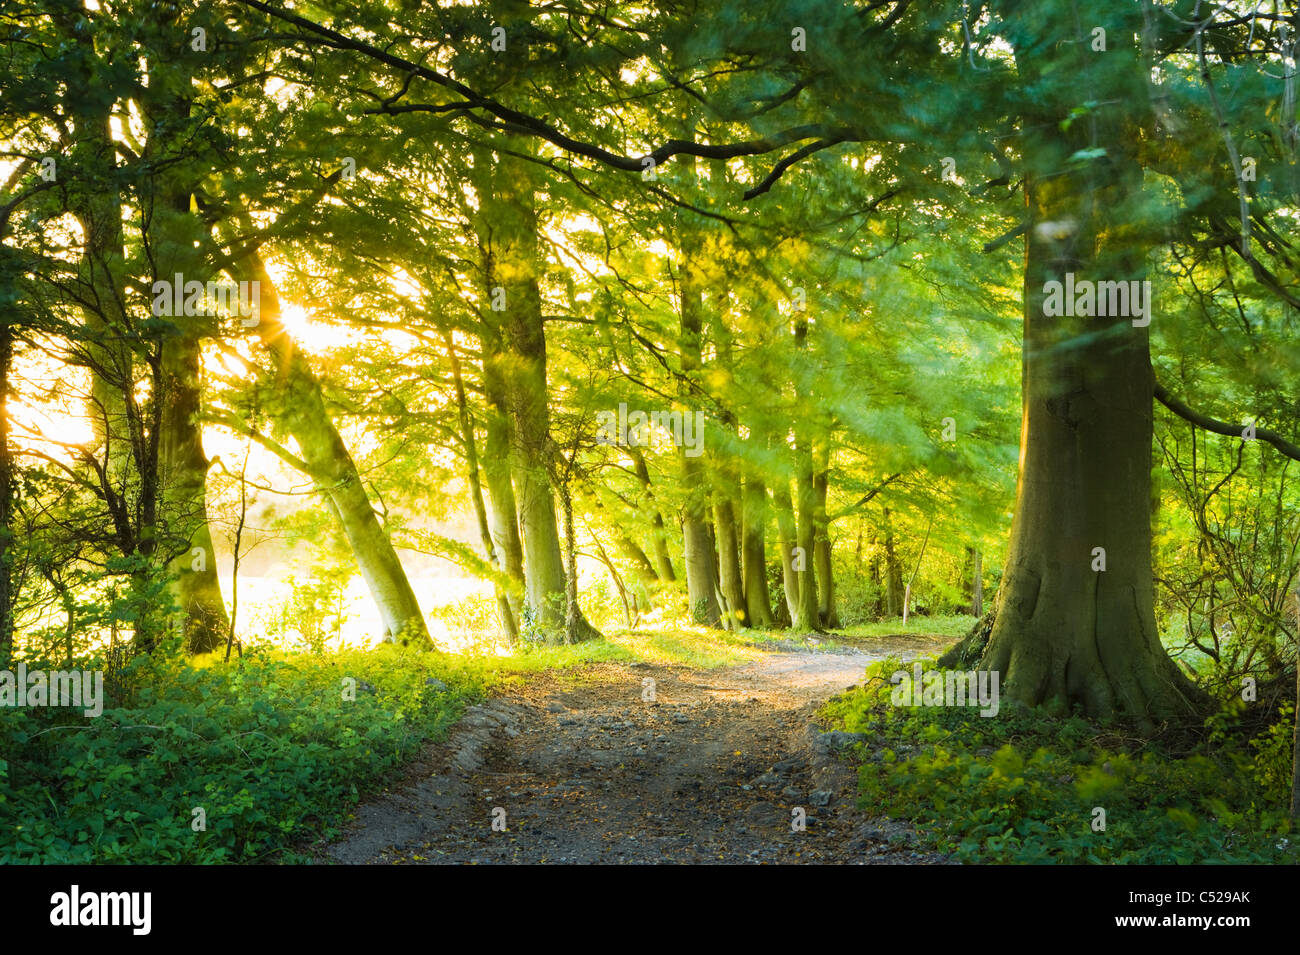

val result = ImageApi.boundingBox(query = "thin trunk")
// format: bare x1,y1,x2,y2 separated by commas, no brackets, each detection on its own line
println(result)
224,450,249,663
615,529,659,584
789,317,819,632
238,254,431,647
793,453,819,632
1291,584,1299,821
902,516,933,627
159,331,229,653
447,330,517,646
1292,654,1300,821
741,474,774,628
713,487,745,628
813,442,839,629
677,192,720,627
592,537,634,629
972,548,984,618
68,83,132,483
558,478,596,643
629,445,676,581
869,547,885,618
0,314,12,662
960,545,975,610
480,346,525,626
592,491,657,584
883,508,904,618
773,479,800,627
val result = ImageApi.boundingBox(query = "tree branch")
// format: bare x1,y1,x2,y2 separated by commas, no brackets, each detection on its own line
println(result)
829,472,904,522
233,0,869,192
1154,381,1300,462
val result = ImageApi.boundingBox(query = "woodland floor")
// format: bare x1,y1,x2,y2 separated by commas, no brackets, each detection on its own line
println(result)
318,633,956,865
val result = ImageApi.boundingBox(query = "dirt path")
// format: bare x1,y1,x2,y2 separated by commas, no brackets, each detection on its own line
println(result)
322,635,954,865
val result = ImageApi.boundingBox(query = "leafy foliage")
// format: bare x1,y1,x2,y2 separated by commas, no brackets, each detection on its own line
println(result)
823,659,1300,864
0,646,479,863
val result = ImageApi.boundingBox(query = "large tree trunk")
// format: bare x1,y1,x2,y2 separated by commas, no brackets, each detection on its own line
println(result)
477,151,599,643
240,255,431,647
513,454,573,636
681,471,720,626
142,73,231,655
708,293,747,627
979,22,1200,722
500,299,570,638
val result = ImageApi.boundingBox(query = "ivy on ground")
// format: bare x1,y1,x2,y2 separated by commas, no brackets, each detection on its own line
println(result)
0,645,482,864
822,658,1299,864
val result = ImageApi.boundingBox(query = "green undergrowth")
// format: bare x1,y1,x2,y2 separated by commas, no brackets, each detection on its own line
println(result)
1,625,762,864
0,644,487,864
822,657,1300,864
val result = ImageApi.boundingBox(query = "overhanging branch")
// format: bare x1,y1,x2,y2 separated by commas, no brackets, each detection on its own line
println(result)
233,0,870,194
1154,381,1300,462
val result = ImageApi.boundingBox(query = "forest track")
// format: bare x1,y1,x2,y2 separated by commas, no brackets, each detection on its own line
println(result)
322,635,954,865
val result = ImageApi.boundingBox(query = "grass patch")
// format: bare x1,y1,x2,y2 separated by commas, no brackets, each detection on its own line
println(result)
837,615,977,640
607,627,767,667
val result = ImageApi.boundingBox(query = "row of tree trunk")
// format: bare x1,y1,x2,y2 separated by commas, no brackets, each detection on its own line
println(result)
55,14,439,653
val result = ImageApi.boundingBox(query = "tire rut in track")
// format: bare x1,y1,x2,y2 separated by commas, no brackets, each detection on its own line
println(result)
325,641,953,865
